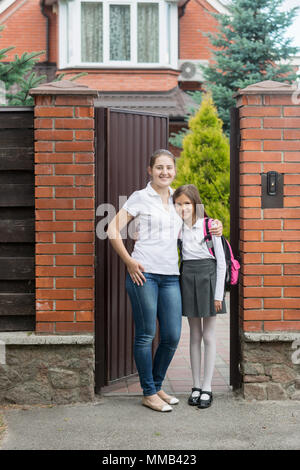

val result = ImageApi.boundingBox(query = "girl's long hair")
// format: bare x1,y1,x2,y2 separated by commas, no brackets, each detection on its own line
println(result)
173,184,205,220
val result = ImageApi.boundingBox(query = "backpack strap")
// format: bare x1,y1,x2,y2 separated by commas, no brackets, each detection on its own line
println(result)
177,224,183,274
203,217,215,257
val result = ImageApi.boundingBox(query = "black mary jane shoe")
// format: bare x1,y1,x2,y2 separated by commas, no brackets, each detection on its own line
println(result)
198,391,213,409
188,388,202,406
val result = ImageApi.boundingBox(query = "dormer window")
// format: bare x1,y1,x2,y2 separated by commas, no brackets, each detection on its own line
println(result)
59,0,178,68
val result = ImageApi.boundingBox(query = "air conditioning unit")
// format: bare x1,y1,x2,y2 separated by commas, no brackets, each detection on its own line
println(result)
178,60,208,82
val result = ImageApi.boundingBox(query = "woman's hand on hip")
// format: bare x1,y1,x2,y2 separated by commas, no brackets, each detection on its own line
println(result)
210,219,223,237
214,300,222,312
126,258,146,286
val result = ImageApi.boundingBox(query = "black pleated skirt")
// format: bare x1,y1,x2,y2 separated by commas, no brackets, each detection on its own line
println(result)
180,259,226,318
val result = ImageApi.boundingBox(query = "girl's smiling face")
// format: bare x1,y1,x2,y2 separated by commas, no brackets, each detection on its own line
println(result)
174,193,195,225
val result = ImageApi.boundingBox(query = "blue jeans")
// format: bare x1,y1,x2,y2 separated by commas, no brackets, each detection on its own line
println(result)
126,273,182,396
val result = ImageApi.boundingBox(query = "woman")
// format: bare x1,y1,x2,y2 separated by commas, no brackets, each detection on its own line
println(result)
173,184,226,409
107,149,222,413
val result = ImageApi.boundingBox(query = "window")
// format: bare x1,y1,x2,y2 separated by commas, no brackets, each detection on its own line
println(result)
81,2,103,62
59,0,178,68
137,3,159,63
109,4,131,61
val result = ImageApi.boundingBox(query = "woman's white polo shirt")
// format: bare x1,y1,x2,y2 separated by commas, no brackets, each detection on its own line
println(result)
122,182,182,275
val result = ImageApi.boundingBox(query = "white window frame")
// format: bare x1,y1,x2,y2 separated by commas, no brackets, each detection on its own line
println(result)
58,0,178,69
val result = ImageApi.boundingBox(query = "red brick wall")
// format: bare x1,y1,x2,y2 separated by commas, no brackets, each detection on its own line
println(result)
0,0,47,62
61,69,179,92
179,0,219,60
33,89,97,334
237,87,300,334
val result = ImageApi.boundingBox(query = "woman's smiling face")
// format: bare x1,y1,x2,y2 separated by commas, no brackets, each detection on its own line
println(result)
148,155,176,188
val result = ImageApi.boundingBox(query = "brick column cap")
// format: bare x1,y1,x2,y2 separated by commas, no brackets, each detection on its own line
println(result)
233,80,297,97
29,80,99,96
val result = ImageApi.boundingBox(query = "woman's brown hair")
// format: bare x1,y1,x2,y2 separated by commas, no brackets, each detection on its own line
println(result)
149,149,176,168
173,184,204,220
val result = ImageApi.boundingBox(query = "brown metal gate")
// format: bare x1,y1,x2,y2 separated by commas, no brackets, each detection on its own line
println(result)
95,107,169,392
0,107,35,331
229,106,242,390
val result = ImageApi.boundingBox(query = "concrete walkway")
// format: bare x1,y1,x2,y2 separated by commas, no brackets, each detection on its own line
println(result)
1,393,300,450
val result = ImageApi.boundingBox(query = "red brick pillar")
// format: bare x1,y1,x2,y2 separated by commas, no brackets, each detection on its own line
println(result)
30,81,98,334
235,80,300,400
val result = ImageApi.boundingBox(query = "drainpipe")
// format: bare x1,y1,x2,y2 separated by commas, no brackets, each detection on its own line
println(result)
40,0,50,63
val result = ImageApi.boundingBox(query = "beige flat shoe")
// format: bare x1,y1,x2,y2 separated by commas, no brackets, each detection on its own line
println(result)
157,390,179,405
142,395,173,412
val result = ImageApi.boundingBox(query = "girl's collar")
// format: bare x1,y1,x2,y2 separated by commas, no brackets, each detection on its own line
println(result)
183,217,203,230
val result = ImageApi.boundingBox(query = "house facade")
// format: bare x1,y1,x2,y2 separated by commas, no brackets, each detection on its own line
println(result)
0,0,229,152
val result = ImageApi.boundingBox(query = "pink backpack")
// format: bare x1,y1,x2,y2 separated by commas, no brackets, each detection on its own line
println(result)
203,218,240,290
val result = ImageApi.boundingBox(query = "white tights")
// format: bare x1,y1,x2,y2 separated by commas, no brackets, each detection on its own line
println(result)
188,316,217,400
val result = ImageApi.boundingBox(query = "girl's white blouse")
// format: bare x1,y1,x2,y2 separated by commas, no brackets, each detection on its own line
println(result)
181,218,226,301
122,182,183,275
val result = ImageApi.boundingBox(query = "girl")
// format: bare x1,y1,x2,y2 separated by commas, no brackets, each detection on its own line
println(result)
173,184,226,409
107,150,223,413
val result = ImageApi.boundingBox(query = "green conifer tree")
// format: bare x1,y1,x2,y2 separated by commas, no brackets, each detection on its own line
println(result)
173,93,230,238
201,0,299,133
